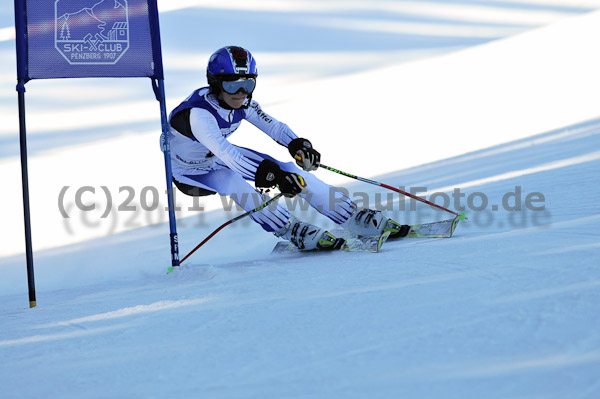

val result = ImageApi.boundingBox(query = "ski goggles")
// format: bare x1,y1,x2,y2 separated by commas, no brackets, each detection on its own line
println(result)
221,78,256,95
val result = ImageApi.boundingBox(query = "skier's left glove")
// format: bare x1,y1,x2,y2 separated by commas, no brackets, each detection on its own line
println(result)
288,138,320,172
255,159,307,198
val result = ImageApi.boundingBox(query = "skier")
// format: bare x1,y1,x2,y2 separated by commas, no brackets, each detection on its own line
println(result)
168,45,406,250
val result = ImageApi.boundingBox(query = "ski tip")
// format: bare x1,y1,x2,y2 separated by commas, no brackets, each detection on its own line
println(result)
459,212,466,221
376,231,392,252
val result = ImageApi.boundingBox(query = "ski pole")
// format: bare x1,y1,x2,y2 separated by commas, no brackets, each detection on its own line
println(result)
319,163,465,219
179,193,284,265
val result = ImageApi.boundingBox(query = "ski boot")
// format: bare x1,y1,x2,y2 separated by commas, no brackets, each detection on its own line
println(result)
343,207,410,239
275,215,344,251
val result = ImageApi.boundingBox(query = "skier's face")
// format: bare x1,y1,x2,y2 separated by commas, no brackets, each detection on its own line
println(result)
220,91,248,109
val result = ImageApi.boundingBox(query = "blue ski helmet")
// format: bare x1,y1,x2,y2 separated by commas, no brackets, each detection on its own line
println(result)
207,46,258,96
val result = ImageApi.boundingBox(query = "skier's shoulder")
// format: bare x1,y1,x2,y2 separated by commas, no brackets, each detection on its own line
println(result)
182,88,222,120
170,88,218,135
172,87,210,115
190,87,213,108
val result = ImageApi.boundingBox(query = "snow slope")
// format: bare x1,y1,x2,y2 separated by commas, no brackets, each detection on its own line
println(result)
1,116,599,399
1,1,600,398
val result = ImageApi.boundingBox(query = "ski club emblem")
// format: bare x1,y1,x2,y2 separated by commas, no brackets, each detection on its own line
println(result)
55,0,129,65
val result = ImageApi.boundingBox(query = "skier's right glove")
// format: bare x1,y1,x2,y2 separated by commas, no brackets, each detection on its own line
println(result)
288,138,320,172
255,159,307,198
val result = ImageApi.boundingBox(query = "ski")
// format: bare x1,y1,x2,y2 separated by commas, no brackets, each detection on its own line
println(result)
271,214,462,254
272,231,390,254
394,214,462,239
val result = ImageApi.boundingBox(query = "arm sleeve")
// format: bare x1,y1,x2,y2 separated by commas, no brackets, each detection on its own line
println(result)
189,108,261,180
245,100,298,147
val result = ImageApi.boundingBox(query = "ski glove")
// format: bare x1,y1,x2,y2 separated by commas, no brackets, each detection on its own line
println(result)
288,138,320,172
255,159,308,198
